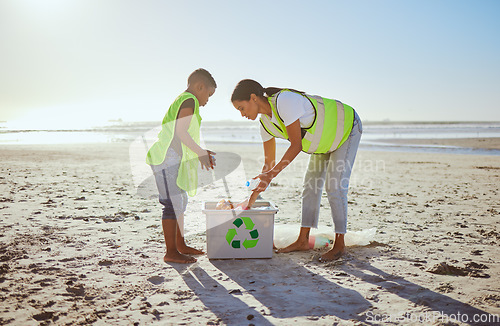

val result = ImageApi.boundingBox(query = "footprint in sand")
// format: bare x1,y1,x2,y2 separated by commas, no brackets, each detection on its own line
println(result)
98,259,113,266
427,262,489,278
66,284,85,296
32,311,55,321
147,276,165,285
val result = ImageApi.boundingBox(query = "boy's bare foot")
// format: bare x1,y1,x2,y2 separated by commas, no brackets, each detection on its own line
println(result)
164,252,197,264
177,244,204,255
319,246,345,262
276,239,309,253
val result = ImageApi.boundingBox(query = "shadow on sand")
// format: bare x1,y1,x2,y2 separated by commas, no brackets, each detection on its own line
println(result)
173,255,370,324
171,247,498,325
340,247,498,325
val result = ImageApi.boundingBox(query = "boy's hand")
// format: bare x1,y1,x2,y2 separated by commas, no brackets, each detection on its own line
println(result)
207,150,216,168
198,149,216,170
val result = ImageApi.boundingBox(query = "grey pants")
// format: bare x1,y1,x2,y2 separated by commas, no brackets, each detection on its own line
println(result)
151,148,188,221
301,111,363,234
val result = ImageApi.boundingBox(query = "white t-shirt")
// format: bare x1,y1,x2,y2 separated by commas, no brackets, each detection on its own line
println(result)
260,91,315,142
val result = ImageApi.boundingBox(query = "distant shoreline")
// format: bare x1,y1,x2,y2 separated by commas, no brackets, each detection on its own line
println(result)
373,137,500,150
2,119,500,129
1,121,500,156
360,120,500,125
2,120,500,133
202,120,500,126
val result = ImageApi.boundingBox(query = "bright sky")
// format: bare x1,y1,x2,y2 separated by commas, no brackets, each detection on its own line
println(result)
1,0,499,129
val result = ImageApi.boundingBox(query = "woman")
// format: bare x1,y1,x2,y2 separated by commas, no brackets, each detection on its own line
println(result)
231,79,362,261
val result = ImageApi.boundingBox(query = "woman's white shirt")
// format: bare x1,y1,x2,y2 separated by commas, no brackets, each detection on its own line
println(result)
260,91,315,142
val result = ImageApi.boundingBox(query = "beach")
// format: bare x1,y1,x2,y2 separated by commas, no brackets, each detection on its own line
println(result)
1,140,499,325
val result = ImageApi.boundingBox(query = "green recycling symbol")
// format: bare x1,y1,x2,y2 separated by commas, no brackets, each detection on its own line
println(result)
225,217,259,249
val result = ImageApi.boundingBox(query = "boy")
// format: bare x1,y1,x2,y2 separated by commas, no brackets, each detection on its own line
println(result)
147,69,216,264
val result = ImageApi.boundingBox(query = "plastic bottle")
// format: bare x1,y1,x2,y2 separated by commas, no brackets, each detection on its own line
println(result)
308,235,334,249
245,178,270,190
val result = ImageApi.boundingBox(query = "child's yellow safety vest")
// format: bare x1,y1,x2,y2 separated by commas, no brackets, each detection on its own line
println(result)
146,92,201,196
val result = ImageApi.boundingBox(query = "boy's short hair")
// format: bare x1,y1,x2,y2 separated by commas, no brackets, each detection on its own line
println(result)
188,68,217,89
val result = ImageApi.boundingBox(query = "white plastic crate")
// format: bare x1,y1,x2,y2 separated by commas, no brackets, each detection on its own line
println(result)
203,201,278,259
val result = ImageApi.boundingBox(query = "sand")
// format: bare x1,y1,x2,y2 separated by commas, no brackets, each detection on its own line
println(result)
0,141,499,325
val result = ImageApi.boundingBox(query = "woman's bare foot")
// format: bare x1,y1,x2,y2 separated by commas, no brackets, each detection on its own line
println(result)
276,227,311,253
276,239,309,253
164,251,197,264
319,234,345,262
177,244,204,255
319,247,345,262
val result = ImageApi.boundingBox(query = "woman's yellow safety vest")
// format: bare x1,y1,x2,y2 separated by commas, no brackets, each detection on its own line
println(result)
260,90,354,154
146,92,201,197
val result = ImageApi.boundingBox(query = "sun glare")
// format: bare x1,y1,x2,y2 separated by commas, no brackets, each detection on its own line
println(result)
6,103,114,131
14,0,77,16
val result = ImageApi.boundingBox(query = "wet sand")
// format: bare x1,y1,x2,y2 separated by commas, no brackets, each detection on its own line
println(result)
0,141,499,325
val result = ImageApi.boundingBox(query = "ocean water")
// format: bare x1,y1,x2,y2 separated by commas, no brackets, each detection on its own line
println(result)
1,120,500,155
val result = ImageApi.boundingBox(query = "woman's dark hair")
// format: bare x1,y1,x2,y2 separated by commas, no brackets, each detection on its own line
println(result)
231,79,303,102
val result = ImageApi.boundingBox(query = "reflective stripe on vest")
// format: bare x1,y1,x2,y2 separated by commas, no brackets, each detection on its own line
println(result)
329,100,346,152
261,90,354,154
260,114,285,140
302,95,324,153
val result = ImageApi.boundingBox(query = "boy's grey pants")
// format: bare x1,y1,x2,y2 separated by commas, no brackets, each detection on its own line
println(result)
151,148,188,223
301,111,362,234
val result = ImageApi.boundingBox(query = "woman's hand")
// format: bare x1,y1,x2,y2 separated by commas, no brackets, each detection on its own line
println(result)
253,171,275,192
197,149,216,170
235,197,250,210
236,191,260,210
